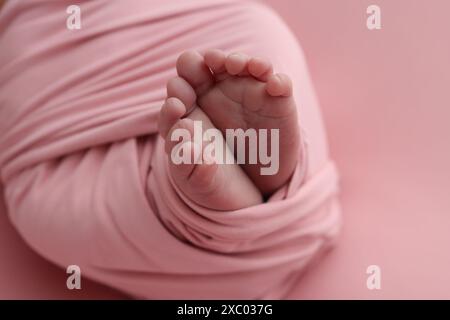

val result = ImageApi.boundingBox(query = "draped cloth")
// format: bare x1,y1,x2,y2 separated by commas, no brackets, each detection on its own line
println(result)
0,0,341,298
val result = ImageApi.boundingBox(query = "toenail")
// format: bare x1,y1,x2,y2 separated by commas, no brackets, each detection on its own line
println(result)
182,104,197,117
273,75,283,86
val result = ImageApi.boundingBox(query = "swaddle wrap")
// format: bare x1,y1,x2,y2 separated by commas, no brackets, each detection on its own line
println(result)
0,0,341,298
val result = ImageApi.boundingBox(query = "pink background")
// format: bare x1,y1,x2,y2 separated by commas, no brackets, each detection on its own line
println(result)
1,0,449,299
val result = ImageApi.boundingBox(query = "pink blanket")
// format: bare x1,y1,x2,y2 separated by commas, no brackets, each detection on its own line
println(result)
0,0,340,298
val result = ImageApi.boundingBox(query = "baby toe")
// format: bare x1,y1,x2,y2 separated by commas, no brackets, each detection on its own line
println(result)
166,76,196,113
266,73,293,97
176,50,214,95
158,97,186,137
225,52,249,76
248,57,273,81
204,49,227,76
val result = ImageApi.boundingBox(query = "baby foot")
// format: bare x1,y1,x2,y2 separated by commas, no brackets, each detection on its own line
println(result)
158,76,262,210
176,50,301,196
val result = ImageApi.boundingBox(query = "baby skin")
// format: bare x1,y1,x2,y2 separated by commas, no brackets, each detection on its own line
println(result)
158,50,301,210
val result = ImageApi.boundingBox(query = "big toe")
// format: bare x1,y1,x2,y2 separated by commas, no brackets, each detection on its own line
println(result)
176,50,214,96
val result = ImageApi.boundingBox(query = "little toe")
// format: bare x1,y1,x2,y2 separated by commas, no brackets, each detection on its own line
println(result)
166,76,196,114
266,73,293,97
158,97,186,137
248,57,273,81
176,50,214,96
225,52,249,76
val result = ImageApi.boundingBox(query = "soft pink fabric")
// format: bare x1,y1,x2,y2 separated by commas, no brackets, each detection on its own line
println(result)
276,0,450,299
0,0,340,298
